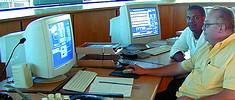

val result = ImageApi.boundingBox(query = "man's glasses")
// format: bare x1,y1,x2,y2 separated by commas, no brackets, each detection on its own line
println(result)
203,23,224,28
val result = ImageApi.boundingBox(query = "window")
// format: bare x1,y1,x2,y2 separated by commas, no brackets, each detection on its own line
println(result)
0,0,30,9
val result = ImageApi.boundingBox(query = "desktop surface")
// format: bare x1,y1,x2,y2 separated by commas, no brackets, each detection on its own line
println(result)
3,67,162,100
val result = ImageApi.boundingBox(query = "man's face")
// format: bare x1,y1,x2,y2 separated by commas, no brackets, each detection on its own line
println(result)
203,11,225,45
186,9,205,33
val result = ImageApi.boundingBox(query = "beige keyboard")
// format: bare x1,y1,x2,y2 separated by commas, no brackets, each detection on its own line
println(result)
63,70,97,92
143,45,171,55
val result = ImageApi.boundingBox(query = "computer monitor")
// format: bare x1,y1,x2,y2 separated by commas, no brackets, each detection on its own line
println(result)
0,14,76,83
110,1,161,47
23,14,76,83
0,31,26,77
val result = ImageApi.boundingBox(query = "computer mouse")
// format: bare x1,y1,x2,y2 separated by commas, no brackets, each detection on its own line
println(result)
0,92,13,100
110,67,140,79
122,69,134,74
70,94,104,100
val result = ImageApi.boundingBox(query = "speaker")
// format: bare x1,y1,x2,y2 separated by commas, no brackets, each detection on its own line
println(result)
11,64,33,88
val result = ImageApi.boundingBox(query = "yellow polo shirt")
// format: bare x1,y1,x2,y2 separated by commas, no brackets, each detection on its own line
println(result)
176,33,235,99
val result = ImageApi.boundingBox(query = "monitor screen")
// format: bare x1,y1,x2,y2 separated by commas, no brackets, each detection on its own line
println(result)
129,7,160,38
48,20,73,68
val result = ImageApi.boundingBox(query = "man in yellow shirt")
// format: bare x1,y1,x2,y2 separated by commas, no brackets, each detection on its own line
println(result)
126,6,235,99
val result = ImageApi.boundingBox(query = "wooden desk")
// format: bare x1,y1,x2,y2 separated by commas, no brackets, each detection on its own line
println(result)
2,52,172,100
4,67,161,100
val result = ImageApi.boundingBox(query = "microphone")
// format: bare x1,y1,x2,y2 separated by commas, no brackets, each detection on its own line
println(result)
19,38,26,44
0,38,26,80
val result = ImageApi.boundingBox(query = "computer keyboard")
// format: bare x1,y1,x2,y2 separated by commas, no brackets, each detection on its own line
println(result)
63,70,97,92
118,59,136,65
118,59,162,68
143,45,171,55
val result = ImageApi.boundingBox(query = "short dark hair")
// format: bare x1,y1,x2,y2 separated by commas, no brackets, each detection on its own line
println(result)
188,5,206,17
210,6,234,30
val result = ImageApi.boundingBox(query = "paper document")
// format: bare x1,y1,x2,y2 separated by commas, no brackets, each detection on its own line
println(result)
134,61,163,68
89,77,134,97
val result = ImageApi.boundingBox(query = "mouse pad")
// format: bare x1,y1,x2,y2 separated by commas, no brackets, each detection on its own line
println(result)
110,67,140,79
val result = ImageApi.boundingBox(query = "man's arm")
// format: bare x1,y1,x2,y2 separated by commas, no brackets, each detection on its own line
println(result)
199,89,235,100
126,62,189,76
177,89,235,100
170,28,190,62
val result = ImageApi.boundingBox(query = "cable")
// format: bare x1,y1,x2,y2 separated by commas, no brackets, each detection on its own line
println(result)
0,38,26,80
2,89,123,98
4,84,31,100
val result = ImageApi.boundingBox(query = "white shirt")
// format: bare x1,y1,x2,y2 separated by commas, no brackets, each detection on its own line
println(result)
170,27,206,58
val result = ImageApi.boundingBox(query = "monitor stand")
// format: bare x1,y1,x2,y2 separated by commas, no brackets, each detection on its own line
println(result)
125,43,149,51
120,44,150,59
33,75,67,83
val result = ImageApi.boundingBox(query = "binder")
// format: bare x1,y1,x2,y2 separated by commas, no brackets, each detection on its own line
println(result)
76,42,121,67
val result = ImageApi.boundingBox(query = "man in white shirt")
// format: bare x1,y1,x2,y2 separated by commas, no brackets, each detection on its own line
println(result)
170,5,206,62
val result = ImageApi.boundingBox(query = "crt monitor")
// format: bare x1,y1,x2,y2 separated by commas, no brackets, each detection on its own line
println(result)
110,1,161,47
23,14,76,82
0,14,76,83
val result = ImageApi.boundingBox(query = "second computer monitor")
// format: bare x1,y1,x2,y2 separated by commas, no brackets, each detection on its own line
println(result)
110,1,161,47
24,14,76,83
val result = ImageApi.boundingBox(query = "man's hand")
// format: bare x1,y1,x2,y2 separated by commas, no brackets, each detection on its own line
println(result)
177,96,195,100
171,51,185,62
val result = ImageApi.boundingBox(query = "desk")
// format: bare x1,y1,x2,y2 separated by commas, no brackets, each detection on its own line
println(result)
1,52,172,100
3,68,161,100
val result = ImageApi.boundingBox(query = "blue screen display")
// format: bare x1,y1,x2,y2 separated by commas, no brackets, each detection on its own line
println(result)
129,7,160,38
48,20,73,68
